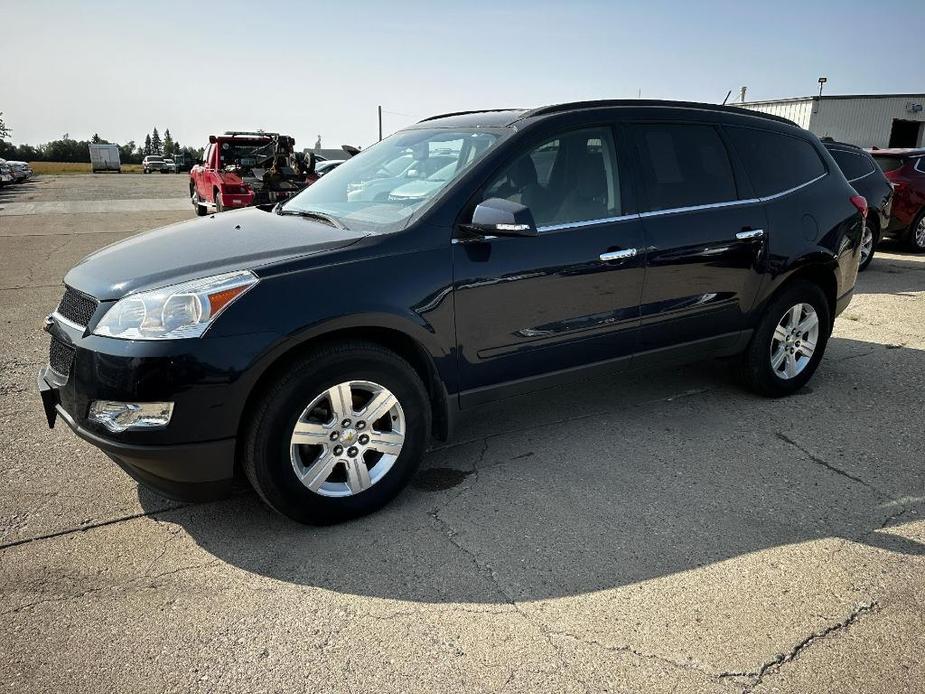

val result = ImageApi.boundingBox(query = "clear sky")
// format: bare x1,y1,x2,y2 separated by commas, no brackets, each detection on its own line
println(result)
2,0,923,151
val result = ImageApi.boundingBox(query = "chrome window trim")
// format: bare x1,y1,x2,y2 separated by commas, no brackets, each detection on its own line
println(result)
538,213,640,233
638,198,759,219
454,172,829,239
915,157,925,174
758,173,827,202
847,169,877,184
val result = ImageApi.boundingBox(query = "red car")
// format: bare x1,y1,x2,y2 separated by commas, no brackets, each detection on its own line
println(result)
189,132,309,215
868,147,925,251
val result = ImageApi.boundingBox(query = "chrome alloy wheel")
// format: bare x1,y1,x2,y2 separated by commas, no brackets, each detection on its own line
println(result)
290,380,405,497
916,216,925,249
860,224,874,264
770,303,820,380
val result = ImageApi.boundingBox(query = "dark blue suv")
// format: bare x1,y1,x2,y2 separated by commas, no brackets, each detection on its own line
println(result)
39,100,865,523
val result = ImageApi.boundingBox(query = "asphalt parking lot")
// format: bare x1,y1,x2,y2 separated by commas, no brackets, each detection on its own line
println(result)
1,174,924,693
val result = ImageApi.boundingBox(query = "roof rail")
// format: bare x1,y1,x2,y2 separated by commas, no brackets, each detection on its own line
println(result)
516,99,796,126
417,108,524,123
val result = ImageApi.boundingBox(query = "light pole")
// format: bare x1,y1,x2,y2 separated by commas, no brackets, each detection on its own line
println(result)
817,77,827,98
378,105,383,142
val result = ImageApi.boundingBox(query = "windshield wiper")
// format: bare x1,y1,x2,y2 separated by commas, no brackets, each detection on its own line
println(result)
276,206,346,229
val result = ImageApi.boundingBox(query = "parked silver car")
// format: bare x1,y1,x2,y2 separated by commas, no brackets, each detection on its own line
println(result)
0,159,12,186
142,155,166,174
8,161,33,183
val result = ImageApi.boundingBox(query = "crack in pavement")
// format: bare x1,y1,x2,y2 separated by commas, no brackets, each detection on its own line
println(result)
1,559,222,618
0,503,192,551
774,432,885,496
547,629,723,683
720,602,878,693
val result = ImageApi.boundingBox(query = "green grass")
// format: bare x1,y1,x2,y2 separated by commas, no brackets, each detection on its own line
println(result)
28,162,145,174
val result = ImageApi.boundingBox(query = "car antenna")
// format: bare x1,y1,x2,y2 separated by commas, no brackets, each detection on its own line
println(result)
721,90,732,106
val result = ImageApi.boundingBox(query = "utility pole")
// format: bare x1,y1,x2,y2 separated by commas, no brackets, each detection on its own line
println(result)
378,105,383,142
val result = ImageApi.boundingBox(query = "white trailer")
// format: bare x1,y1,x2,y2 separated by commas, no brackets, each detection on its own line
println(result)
88,143,121,172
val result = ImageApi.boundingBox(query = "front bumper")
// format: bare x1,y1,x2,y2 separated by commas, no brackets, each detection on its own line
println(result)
35,309,275,501
38,366,235,500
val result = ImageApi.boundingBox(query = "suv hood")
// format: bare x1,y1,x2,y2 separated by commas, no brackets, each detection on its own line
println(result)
65,207,367,300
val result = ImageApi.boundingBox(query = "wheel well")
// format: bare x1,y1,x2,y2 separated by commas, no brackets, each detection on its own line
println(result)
236,327,451,451
778,265,837,326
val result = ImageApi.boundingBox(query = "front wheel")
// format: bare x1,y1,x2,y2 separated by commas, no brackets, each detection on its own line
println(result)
242,342,431,524
191,189,207,216
737,281,831,397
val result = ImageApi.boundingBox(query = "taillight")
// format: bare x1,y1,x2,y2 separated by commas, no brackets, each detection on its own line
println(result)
850,194,868,219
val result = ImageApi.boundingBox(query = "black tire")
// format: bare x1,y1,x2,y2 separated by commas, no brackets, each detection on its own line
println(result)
242,341,431,524
858,218,879,271
907,209,925,253
191,189,207,216
737,280,831,397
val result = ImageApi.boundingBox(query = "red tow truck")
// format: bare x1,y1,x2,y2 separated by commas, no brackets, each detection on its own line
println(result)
189,131,312,215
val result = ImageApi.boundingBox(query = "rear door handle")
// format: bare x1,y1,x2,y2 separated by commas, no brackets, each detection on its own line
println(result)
736,229,765,240
600,248,637,261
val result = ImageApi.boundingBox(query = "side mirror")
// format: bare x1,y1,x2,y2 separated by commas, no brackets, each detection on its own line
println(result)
463,198,538,238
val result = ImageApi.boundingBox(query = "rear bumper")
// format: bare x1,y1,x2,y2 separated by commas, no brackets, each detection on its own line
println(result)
38,366,236,501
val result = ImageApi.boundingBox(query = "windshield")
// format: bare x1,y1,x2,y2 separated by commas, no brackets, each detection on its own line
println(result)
282,128,505,233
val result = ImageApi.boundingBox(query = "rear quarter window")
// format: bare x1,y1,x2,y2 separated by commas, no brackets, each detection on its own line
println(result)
828,148,875,181
874,156,905,173
726,127,826,197
634,123,738,211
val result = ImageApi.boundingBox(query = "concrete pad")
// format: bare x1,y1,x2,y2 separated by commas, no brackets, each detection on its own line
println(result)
0,174,924,692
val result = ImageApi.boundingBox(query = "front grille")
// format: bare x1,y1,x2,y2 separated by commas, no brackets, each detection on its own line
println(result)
57,286,98,327
49,337,75,378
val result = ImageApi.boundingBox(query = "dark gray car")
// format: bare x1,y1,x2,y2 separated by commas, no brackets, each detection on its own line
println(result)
822,139,893,270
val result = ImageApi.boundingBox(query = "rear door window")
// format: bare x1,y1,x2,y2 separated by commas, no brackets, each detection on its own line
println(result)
726,127,826,197
633,123,737,211
829,148,874,181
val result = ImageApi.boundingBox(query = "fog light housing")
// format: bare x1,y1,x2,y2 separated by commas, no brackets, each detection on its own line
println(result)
88,401,174,433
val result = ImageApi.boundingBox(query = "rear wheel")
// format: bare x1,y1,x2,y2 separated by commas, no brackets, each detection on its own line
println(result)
242,341,431,524
908,210,925,253
859,218,879,271
738,281,831,397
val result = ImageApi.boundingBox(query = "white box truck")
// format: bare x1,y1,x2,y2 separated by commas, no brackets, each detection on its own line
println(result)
88,143,121,172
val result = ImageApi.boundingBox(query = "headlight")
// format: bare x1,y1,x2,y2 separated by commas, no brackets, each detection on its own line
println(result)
93,270,258,340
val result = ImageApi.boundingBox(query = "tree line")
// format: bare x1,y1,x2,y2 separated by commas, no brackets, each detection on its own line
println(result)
0,115,203,164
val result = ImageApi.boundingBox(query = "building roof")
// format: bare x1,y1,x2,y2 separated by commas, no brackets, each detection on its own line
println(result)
866,147,925,157
742,93,925,106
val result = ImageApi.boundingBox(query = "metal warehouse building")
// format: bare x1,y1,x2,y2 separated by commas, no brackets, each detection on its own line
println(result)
739,93,925,149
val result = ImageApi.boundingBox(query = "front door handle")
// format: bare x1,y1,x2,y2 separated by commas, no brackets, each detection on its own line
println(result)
600,248,637,262
736,229,765,240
